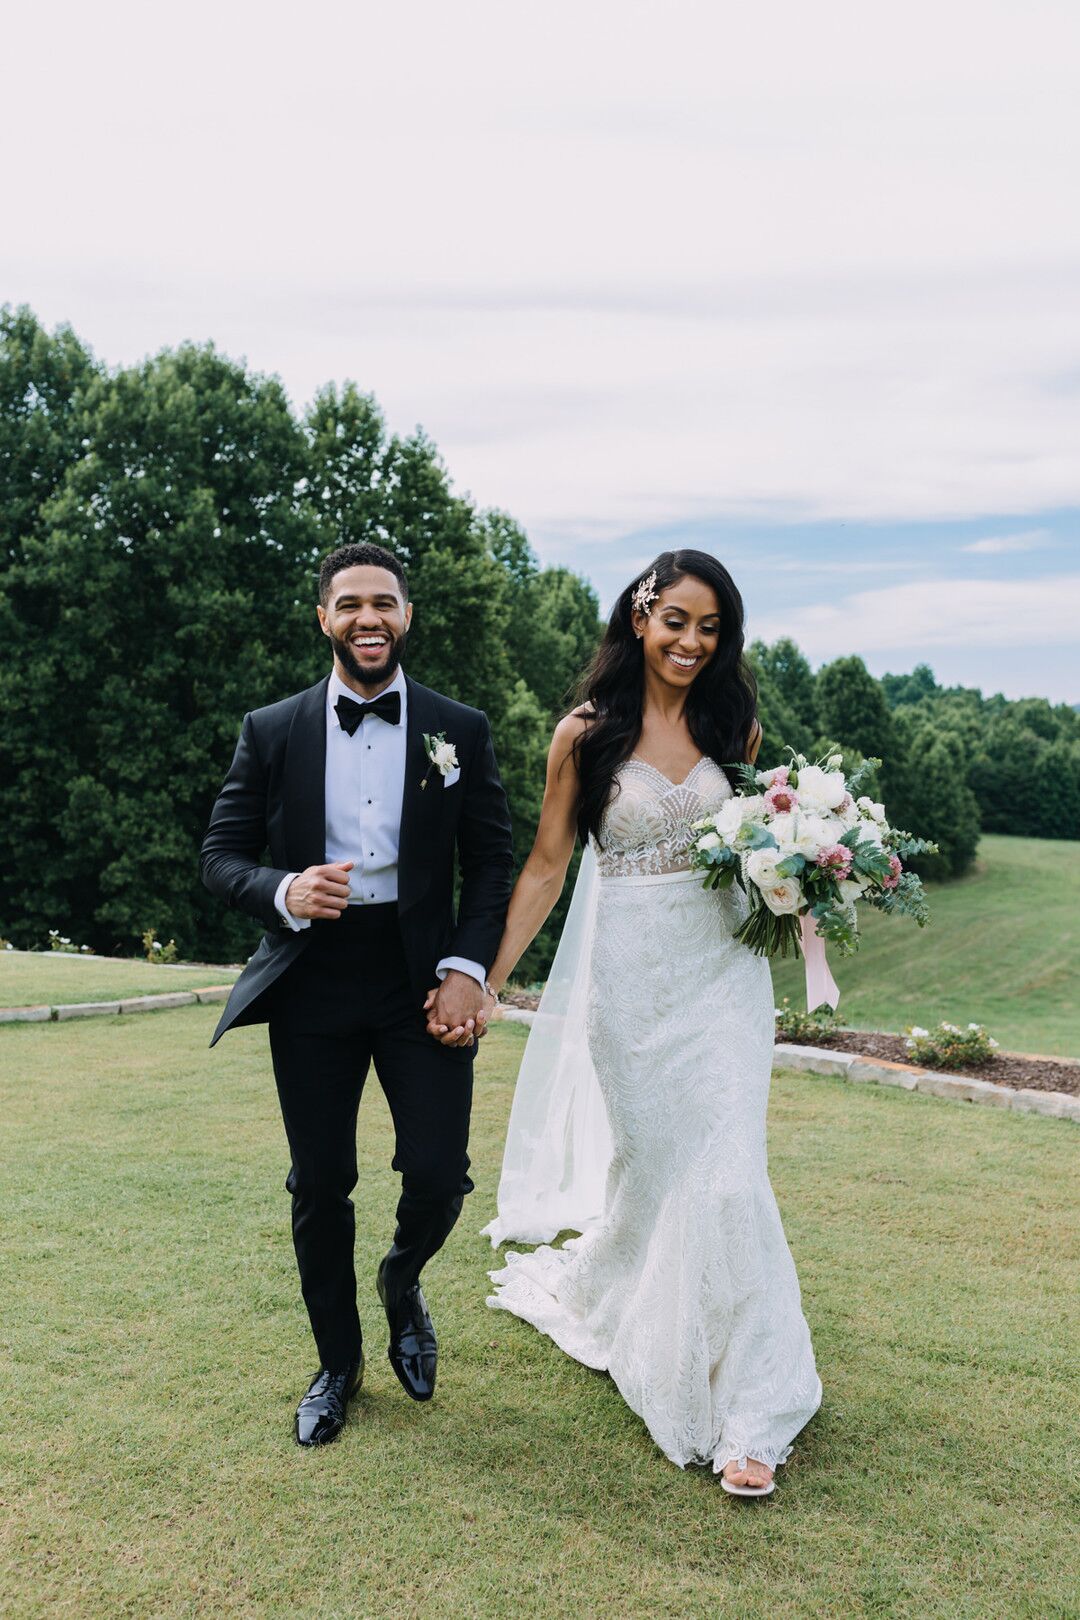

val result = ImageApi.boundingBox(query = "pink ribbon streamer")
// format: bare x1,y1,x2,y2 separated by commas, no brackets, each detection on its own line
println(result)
799,911,840,1011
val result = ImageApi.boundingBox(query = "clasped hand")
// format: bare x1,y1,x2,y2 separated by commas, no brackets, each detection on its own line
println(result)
423,971,496,1048
284,868,491,1048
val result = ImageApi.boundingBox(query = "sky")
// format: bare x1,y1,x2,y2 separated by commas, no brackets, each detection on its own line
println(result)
3,0,1079,702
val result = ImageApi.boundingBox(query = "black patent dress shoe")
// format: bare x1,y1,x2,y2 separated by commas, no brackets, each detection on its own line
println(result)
377,1263,437,1401
294,1356,364,1447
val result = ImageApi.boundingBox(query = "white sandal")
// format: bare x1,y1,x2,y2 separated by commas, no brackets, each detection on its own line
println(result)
719,1455,775,1497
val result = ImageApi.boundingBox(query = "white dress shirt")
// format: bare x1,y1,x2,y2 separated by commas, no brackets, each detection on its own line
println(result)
273,667,486,989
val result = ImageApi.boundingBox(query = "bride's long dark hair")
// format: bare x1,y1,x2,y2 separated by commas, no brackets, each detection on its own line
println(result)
572,549,758,845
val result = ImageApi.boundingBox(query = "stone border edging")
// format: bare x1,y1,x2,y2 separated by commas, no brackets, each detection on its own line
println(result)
491,1009,1079,1123
0,986,234,1024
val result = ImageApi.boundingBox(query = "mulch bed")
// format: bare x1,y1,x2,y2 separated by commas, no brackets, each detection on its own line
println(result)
499,988,1077,1097
781,1028,1079,1096
500,988,543,1012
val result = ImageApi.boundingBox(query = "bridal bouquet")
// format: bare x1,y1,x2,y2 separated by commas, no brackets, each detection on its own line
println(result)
690,746,938,959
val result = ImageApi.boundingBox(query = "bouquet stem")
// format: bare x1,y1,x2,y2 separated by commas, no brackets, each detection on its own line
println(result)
733,900,802,959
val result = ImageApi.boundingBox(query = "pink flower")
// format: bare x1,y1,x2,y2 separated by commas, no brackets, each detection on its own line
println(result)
764,783,799,814
837,792,853,814
882,853,902,890
815,843,853,877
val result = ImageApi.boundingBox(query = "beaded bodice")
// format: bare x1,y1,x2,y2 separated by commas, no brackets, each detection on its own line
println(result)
592,755,734,879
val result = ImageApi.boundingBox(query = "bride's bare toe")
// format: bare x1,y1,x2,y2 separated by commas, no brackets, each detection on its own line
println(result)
722,1456,774,1491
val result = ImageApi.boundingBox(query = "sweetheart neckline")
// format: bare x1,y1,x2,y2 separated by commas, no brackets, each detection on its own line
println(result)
627,754,711,790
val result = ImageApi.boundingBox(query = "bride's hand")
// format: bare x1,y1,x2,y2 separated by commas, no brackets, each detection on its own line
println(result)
423,974,492,1047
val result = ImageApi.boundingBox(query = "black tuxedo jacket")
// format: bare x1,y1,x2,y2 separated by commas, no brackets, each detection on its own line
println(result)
200,674,515,1046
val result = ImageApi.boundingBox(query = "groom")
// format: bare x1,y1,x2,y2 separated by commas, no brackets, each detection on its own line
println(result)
200,542,513,1445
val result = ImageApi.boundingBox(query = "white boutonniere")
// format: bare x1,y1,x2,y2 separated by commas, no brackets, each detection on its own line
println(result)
421,732,459,789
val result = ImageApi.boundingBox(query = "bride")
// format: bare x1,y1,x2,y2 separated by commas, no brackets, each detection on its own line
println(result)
470,549,822,1496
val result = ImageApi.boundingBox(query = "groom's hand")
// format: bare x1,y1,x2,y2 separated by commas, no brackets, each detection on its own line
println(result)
423,971,491,1048
284,862,354,919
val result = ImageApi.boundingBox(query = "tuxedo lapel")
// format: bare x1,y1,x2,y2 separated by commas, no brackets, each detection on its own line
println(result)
284,677,329,872
398,677,443,913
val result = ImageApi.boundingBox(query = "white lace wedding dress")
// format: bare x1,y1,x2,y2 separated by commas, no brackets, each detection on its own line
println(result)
486,756,823,1476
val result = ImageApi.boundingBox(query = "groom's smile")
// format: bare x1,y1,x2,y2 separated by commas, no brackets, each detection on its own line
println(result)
349,631,391,664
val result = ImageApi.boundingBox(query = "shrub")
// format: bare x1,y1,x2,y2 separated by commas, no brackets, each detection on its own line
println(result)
904,1021,999,1069
142,928,179,965
774,996,839,1044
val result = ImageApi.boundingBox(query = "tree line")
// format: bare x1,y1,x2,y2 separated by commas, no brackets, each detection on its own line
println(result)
2,307,1075,973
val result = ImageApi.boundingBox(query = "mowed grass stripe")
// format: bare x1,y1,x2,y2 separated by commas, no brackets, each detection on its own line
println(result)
0,1011,1076,1619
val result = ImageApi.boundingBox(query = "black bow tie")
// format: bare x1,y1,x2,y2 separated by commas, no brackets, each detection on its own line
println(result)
334,690,402,734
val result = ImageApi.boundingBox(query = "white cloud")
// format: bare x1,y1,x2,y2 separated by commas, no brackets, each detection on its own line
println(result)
749,573,1080,659
2,0,1079,543
960,530,1055,555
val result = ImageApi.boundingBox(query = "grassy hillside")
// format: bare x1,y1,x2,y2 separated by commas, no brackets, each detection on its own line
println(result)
770,834,1078,1057
0,1013,1076,1618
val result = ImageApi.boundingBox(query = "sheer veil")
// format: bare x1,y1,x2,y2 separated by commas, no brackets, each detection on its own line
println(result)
481,842,613,1248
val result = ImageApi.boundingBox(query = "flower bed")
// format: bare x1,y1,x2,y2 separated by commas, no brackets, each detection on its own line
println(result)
779,1026,1078,1097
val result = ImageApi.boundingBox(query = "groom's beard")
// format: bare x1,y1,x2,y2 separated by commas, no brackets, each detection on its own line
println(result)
330,628,408,689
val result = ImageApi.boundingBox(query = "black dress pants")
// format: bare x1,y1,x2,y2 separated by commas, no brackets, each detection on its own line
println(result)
267,904,475,1370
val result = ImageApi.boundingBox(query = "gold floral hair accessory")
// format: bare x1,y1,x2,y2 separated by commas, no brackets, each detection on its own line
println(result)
631,569,659,616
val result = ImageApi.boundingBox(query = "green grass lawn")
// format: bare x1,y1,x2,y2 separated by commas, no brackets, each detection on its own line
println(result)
1,1012,1076,1619
0,952,239,1007
771,834,1079,1057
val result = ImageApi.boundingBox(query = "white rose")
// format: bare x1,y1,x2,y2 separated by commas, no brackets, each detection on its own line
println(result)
766,810,797,851
836,797,861,830
838,877,867,903
759,876,802,915
696,831,721,851
854,818,883,847
795,765,847,812
856,795,886,823
715,794,764,842
746,848,784,889
735,792,765,822
433,741,458,772
790,812,831,859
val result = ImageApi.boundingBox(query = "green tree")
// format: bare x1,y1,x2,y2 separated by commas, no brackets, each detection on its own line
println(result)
888,716,981,879
1,340,321,960
969,716,1080,840
0,305,97,567
745,655,815,767
881,662,938,708
748,636,818,733
815,653,897,758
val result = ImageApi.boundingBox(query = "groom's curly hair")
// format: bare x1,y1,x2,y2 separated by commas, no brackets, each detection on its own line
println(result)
318,542,409,605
